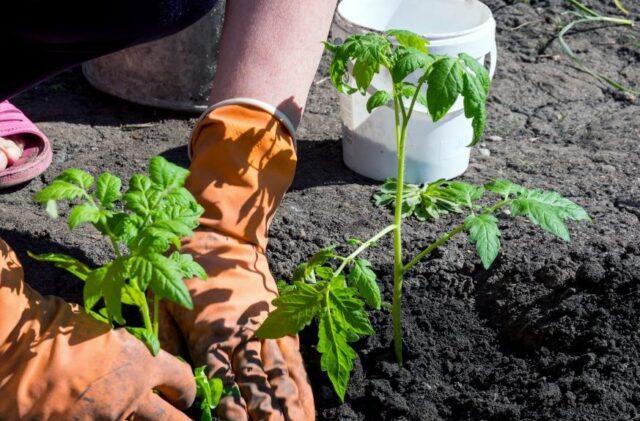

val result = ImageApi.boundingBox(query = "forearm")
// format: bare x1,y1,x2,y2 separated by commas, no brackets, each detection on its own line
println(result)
209,0,338,129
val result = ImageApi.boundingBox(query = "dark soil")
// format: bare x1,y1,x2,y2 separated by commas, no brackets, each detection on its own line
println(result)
2,0,640,419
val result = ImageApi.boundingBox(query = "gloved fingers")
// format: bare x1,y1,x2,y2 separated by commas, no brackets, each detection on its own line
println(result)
207,346,250,421
133,392,192,421
278,336,315,421
149,350,197,410
261,338,308,421
233,340,285,421
157,301,189,357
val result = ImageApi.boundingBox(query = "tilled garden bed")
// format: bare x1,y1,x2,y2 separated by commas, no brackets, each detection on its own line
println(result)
1,0,639,419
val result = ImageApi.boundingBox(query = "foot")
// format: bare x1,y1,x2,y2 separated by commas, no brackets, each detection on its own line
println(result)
0,137,25,171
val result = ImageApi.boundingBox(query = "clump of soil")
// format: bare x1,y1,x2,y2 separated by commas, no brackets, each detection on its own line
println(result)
1,0,639,419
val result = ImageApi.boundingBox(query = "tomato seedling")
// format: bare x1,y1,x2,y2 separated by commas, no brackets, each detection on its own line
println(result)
31,157,220,419
257,29,589,401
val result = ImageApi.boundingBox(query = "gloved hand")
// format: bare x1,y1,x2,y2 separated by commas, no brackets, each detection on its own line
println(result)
159,104,315,421
0,238,196,420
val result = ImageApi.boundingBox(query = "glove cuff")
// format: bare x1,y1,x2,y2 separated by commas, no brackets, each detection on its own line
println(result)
188,98,297,161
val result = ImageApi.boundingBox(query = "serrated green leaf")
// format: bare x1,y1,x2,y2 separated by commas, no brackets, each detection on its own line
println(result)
445,181,485,209
128,255,154,290
391,47,434,83
352,58,378,93
465,214,501,269
84,267,106,312
129,174,153,193
386,29,429,53
96,173,122,207
470,106,487,146
462,72,485,119
485,179,524,198
109,213,142,245
28,251,91,281
34,180,85,204
293,246,337,283
256,281,323,338
347,259,381,310
68,204,100,229
170,252,207,280
317,310,357,402
123,191,151,216
102,259,127,325
510,190,576,241
329,286,374,339
366,90,392,113
149,156,189,190
427,57,464,122
459,52,490,95
148,253,193,309
58,168,94,190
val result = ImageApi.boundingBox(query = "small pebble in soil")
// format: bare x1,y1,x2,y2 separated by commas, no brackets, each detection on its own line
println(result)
479,148,491,157
486,135,503,142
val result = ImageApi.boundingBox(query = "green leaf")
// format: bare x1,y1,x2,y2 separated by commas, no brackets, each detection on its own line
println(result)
470,106,487,147
109,213,142,245
386,29,429,53
129,174,153,193
329,286,374,339
485,179,524,199
128,255,154,290
510,189,582,241
465,214,501,269
83,270,103,317
68,204,100,229
102,259,127,325
34,180,85,204
347,259,381,310
28,251,91,281
366,90,392,113
96,173,122,207
58,168,94,190
317,310,358,402
149,156,190,190
426,57,464,122
445,181,485,209
45,200,59,218
256,281,323,338
170,252,207,280
462,72,485,119
459,53,490,95
293,246,337,283
148,253,193,309
195,366,223,420
391,47,434,83
127,327,160,356
352,58,378,93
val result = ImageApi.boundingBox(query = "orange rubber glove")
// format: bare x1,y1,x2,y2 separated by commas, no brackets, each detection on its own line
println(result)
159,104,315,421
0,238,196,420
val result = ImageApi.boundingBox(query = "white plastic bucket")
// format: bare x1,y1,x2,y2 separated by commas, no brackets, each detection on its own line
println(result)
333,0,497,183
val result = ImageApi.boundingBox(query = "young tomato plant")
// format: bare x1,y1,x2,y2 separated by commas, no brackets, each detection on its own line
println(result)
257,29,589,401
31,156,205,355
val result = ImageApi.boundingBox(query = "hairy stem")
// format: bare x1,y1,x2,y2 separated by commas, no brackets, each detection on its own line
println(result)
334,224,396,276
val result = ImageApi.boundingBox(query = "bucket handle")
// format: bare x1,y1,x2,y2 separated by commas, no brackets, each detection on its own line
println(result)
488,42,498,80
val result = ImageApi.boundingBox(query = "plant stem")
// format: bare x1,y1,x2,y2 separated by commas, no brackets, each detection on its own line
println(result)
153,295,160,338
334,224,396,276
403,224,465,273
404,199,511,273
391,85,411,365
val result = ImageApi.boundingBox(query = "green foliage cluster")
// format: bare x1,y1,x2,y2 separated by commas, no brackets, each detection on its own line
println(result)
325,29,489,145
31,156,206,354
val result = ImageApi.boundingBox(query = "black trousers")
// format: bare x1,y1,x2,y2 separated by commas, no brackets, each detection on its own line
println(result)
0,0,218,101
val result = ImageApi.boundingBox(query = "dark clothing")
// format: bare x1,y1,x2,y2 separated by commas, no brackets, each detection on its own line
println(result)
0,0,217,100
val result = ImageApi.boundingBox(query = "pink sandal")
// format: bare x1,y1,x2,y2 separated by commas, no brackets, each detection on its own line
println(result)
0,101,52,189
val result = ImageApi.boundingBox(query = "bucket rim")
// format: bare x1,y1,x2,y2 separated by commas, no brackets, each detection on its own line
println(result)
335,0,494,41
